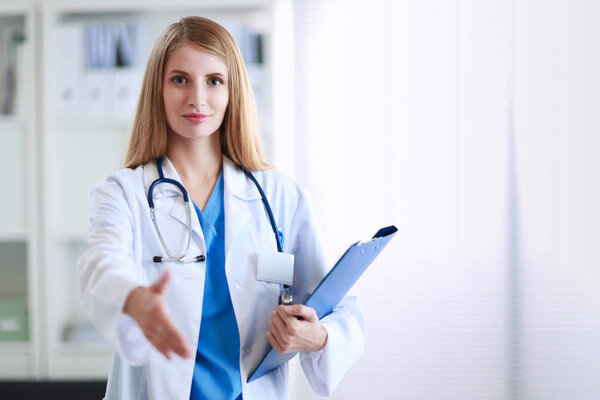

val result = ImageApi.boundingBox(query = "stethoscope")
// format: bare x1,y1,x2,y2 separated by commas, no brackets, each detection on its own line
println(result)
147,157,293,305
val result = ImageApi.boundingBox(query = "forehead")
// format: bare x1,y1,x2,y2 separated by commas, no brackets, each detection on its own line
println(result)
164,43,228,76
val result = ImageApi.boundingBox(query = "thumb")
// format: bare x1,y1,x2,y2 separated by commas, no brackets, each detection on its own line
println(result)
151,269,171,294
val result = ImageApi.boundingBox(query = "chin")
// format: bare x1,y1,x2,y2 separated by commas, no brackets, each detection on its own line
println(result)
175,126,217,139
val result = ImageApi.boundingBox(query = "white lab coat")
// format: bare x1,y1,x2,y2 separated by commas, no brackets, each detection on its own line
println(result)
77,156,365,400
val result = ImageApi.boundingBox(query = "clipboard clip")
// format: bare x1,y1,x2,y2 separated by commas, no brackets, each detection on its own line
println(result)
279,285,293,305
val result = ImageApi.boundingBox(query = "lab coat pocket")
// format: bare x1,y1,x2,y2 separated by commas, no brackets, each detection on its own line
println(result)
249,231,281,298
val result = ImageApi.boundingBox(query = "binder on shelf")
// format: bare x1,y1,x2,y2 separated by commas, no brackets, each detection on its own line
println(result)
85,24,104,69
102,25,117,68
113,67,143,118
54,23,139,120
83,69,112,118
1,29,25,116
13,36,26,117
55,23,84,117
248,225,398,383
115,23,142,67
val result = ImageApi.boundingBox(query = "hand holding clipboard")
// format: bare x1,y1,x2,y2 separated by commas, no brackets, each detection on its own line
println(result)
249,225,398,382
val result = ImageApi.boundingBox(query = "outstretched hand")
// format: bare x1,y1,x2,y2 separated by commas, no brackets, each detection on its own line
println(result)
123,269,193,360
266,304,328,354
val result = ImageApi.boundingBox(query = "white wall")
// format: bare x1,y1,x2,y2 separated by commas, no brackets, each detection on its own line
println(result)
515,1,600,398
286,0,600,399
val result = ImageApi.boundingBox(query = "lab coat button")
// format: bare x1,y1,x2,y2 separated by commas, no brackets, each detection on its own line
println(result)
245,347,252,356
235,282,243,290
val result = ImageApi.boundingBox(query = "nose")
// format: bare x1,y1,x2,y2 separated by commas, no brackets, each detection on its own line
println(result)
187,83,206,109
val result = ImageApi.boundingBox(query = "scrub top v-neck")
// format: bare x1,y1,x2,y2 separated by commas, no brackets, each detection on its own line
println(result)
189,171,243,400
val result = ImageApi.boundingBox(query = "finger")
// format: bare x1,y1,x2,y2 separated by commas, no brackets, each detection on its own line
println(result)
146,331,172,361
266,331,285,354
167,329,193,359
152,331,184,360
151,269,171,294
158,318,193,359
158,345,172,361
137,302,183,361
275,305,296,326
270,309,288,331
285,304,317,322
276,306,304,334
156,340,172,361
144,305,192,359
268,319,288,348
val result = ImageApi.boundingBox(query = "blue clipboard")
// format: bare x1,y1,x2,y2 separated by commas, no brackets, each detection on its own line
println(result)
248,225,397,383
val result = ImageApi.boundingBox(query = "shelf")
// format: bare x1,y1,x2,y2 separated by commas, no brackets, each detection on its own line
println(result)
50,343,112,379
47,0,269,14
0,342,31,354
0,231,28,241
0,3,34,15
57,342,111,355
0,3,33,381
0,0,276,381
0,115,26,130
54,118,133,132
0,343,31,378
53,231,88,242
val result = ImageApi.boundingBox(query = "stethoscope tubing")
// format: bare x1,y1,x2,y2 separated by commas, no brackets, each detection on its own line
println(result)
147,158,283,262
147,157,293,304
241,168,283,253
148,158,197,263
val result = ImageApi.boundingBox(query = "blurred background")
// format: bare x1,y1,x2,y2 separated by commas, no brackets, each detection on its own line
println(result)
0,0,598,399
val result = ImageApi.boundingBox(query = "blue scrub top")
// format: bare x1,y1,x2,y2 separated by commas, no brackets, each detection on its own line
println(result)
190,171,243,400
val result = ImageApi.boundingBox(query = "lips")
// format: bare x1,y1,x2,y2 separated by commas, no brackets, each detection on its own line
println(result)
182,113,211,124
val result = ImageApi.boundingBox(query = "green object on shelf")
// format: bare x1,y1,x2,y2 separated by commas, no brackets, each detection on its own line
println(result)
0,296,29,342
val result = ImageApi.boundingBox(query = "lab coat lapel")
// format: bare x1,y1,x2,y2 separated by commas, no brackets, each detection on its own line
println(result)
223,157,261,259
163,158,204,238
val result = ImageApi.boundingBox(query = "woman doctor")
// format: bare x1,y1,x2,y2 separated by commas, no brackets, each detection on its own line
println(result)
77,16,365,400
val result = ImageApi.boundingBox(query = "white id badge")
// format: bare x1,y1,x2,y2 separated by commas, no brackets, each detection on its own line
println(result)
257,251,295,286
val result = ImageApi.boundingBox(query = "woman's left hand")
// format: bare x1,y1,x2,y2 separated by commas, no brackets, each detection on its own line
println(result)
267,304,328,353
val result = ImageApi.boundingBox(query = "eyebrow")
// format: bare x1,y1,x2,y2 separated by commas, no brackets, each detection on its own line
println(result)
167,69,226,78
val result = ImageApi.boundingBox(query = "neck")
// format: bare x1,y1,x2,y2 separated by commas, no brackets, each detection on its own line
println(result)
166,131,223,182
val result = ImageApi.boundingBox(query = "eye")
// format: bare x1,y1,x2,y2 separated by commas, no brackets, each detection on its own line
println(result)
172,76,187,85
208,77,224,87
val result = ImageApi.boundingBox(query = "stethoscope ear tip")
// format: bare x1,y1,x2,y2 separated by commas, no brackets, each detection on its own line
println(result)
153,256,162,263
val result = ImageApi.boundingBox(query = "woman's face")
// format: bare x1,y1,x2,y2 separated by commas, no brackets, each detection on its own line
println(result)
162,43,229,142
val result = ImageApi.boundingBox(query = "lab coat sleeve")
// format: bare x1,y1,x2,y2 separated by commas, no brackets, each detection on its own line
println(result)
301,297,365,396
290,191,366,396
77,175,152,365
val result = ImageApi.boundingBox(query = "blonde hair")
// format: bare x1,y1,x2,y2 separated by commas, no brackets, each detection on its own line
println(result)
124,16,270,171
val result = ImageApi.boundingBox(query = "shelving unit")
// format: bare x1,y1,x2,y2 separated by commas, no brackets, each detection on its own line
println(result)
0,0,38,379
1,0,281,381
